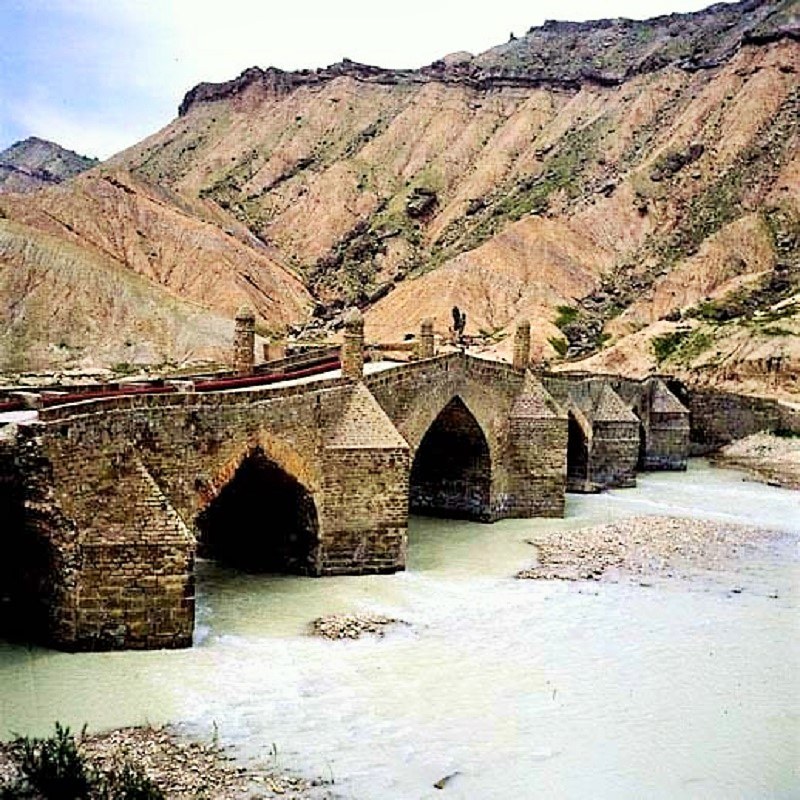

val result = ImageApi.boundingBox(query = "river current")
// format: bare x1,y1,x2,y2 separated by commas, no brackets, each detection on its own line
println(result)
1,461,798,798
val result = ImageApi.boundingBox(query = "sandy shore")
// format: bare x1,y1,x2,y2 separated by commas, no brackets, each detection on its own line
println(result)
517,515,790,583
0,725,334,799
712,432,800,490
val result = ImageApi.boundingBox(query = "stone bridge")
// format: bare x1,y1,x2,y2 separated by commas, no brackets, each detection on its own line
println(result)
0,315,690,651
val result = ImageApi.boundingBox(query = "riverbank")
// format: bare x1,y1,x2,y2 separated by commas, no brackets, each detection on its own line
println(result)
0,725,331,799
712,432,800,490
517,515,788,583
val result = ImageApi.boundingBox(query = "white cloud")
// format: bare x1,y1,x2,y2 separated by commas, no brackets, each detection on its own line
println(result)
12,97,160,160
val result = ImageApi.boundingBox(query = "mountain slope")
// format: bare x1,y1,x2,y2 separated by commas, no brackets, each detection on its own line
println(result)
0,0,797,392
0,137,98,194
0,219,236,372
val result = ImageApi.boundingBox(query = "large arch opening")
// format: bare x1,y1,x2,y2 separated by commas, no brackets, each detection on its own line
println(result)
196,448,319,574
409,396,492,521
566,411,590,490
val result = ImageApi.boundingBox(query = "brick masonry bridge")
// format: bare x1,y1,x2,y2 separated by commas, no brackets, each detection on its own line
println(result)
0,311,702,651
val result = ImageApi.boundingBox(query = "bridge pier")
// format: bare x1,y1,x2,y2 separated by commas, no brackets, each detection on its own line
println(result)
3,429,194,650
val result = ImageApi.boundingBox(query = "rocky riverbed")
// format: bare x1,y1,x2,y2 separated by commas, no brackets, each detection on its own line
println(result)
310,613,407,640
517,515,787,583
713,431,800,491
0,725,333,799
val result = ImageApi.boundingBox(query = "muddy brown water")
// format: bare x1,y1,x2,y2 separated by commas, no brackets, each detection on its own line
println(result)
1,461,798,798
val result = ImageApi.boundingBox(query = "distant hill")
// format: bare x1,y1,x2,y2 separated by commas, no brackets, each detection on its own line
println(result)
0,137,99,194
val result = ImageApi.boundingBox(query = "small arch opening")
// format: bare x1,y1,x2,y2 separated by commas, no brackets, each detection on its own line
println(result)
567,411,590,489
196,448,318,574
409,396,491,521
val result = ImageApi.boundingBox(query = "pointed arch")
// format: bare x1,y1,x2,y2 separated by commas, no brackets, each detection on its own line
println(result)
196,445,320,574
409,395,492,521
566,409,590,489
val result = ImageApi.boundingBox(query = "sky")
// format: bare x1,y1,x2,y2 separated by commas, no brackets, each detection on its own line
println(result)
1,0,736,160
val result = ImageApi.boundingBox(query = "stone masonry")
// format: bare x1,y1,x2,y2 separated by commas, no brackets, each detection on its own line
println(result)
543,373,690,491
0,351,696,652
233,306,256,375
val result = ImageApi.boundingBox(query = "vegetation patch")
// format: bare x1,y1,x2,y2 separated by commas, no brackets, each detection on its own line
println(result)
548,336,569,357
0,723,163,799
651,327,712,365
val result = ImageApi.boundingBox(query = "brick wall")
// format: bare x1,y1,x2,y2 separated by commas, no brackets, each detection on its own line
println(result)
686,388,800,451
590,420,640,488
6,355,572,651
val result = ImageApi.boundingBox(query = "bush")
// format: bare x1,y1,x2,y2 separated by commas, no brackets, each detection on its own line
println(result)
651,330,689,364
548,336,569,357
13,722,95,799
102,764,164,800
0,724,164,800
554,305,578,328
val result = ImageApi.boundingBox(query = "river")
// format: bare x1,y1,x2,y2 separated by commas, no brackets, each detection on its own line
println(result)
1,460,798,798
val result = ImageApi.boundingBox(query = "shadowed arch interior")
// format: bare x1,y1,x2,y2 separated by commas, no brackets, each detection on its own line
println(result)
567,411,589,487
196,447,318,574
409,396,492,521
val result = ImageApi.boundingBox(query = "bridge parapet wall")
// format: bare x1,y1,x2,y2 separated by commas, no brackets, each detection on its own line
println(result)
685,388,799,452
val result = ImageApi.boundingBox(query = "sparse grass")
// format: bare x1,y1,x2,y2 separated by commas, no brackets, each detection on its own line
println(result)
554,305,579,328
651,329,691,364
549,336,569,357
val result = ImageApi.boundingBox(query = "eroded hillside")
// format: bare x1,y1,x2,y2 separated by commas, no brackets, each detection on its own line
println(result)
0,0,797,390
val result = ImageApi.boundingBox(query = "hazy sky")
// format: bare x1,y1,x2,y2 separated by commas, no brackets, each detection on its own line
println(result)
1,0,734,160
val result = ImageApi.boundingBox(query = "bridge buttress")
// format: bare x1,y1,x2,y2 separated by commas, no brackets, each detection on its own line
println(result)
320,384,410,574
504,372,567,517
7,426,193,651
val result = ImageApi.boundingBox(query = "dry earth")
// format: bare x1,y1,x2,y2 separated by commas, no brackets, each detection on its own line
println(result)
517,515,791,583
0,725,334,799
0,1,796,394
712,430,800,489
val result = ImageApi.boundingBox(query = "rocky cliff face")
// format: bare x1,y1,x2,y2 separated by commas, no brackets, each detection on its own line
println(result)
0,137,98,194
1,0,797,391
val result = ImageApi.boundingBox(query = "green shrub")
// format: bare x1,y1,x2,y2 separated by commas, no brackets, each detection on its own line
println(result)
554,305,578,328
0,724,165,800
548,336,569,357
102,764,164,800
651,330,689,364
12,723,95,799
